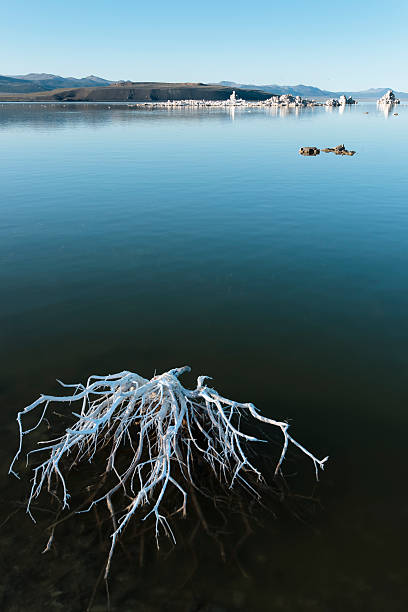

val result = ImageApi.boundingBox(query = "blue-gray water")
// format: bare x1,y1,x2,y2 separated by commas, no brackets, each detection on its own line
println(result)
0,102,407,611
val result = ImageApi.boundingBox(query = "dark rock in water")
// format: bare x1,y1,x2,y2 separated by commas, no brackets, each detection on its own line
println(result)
322,144,356,156
302,144,356,157
334,147,355,156
299,146,320,156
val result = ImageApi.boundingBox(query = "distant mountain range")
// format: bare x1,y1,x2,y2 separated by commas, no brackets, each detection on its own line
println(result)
0,74,407,100
217,81,408,100
0,73,112,93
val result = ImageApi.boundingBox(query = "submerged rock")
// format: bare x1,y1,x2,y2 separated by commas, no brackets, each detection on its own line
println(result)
299,146,320,156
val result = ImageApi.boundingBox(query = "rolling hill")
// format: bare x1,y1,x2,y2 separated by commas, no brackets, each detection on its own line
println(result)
0,82,275,102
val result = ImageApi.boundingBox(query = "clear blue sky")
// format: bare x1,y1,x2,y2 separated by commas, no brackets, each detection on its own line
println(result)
2,0,407,90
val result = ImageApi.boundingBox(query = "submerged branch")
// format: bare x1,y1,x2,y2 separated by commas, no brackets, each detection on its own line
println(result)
9,365,328,574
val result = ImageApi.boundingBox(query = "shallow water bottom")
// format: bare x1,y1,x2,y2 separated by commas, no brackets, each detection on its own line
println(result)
0,102,407,610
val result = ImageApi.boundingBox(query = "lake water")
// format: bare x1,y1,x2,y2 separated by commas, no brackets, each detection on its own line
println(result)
0,102,407,611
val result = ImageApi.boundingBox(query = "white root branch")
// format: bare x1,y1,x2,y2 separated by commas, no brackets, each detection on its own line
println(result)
9,366,328,574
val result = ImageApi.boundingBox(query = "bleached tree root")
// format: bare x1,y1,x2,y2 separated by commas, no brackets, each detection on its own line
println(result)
9,365,328,575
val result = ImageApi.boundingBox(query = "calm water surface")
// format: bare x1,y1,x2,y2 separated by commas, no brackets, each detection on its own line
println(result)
0,102,407,611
